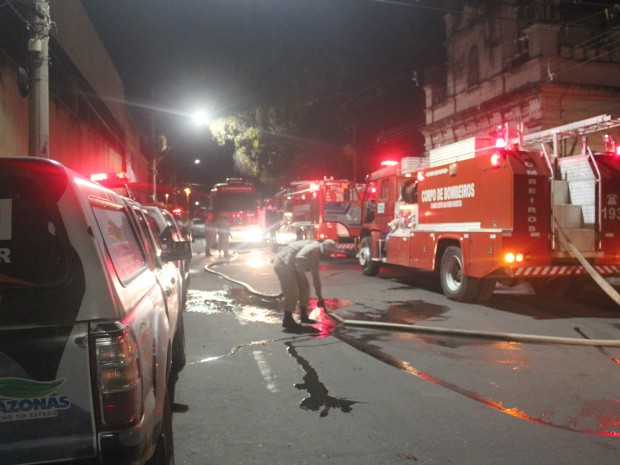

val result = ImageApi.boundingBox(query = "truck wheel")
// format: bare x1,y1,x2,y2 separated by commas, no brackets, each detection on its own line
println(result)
440,246,480,302
475,278,496,302
530,277,573,299
359,236,381,276
146,388,174,465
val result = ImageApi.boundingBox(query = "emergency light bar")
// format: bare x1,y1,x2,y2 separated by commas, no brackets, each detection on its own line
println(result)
90,172,130,187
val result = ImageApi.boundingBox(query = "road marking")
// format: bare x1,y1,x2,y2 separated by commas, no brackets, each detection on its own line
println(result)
253,350,280,393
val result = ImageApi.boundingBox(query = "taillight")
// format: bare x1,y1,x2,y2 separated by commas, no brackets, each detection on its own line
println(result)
91,324,143,429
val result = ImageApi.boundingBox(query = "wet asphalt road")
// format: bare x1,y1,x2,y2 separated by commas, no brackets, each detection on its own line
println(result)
172,242,620,465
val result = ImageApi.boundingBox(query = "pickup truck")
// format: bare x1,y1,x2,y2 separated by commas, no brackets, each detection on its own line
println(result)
0,157,191,465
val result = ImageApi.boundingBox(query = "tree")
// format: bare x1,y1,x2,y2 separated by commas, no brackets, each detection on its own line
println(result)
208,105,302,185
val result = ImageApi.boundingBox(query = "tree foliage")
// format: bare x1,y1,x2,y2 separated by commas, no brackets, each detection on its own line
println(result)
208,105,302,185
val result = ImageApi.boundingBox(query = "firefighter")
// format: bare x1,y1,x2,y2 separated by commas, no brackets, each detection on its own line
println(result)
214,214,232,258
273,239,337,331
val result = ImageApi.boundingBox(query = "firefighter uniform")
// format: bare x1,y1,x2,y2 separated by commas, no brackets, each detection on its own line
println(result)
274,239,337,330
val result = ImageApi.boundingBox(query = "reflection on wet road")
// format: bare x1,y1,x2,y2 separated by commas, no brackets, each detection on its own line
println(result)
184,279,620,435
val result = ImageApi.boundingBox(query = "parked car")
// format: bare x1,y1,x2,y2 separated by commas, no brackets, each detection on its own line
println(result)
144,205,192,305
0,157,191,465
190,217,206,239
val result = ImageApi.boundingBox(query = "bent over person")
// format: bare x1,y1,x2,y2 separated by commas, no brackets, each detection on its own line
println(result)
273,239,337,331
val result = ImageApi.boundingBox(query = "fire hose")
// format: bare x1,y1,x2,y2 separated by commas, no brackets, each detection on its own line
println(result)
204,252,620,348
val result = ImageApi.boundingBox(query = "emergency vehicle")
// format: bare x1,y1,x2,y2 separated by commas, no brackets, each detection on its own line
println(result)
1,157,191,465
210,178,265,243
357,115,620,302
274,178,364,254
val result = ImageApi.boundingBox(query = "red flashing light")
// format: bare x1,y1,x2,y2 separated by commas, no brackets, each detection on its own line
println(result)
494,124,508,149
604,134,616,153
416,171,425,182
616,146,620,157
381,160,398,167
491,153,502,168
91,173,109,182
371,187,377,194
310,182,320,191
90,172,131,186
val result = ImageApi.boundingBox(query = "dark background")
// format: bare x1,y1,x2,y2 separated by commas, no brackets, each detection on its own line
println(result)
82,0,446,190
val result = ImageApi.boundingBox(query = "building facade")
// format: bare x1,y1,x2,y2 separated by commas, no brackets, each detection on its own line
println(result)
422,0,620,153
0,0,151,183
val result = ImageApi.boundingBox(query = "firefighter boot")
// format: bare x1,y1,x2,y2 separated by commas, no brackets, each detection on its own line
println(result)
282,312,303,332
299,307,316,324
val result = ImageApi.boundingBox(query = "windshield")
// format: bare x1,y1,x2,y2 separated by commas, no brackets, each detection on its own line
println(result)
212,193,258,212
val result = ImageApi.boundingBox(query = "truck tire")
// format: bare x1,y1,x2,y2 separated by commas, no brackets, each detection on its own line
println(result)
440,246,480,302
358,236,381,276
530,277,574,299
475,278,496,302
146,388,174,465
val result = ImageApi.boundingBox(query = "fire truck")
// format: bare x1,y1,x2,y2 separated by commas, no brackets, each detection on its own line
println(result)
210,178,265,242
357,115,620,302
274,178,365,254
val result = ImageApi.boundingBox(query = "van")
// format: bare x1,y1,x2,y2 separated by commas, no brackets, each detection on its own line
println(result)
0,157,191,465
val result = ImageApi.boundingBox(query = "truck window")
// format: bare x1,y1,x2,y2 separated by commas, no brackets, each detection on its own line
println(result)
379,179,390,201
0,176,68,289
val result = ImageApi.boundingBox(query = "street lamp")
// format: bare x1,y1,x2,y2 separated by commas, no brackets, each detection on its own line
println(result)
153,109,211,201
184,187,191,219
192,110,210,127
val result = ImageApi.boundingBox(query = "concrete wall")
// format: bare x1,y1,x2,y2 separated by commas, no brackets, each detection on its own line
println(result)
0,0,150,183
0,55,29,156
52,0,127,129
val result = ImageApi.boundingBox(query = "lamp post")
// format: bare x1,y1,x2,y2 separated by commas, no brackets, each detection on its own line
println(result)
152,108,211,204
183,187,192,221
152,135,170,203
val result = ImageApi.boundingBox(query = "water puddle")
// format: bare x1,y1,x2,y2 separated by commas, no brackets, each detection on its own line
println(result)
186,289,281,324
338,299,449,325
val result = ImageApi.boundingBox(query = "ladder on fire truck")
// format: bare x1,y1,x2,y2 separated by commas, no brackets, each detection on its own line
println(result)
519,114,620,303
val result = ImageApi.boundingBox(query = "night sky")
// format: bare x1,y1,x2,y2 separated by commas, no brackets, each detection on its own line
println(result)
80,0,446,190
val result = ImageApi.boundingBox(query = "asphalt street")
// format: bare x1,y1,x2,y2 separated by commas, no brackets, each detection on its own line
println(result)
173,242,620,465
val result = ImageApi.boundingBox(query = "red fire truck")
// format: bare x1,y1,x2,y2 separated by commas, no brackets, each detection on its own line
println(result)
357,116,620,302
274,178,365,254
210,178,265,243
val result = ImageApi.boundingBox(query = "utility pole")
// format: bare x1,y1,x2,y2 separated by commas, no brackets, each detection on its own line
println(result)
27,0,51,158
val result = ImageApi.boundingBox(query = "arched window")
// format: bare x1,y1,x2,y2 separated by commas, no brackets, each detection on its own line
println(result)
467,45,480,88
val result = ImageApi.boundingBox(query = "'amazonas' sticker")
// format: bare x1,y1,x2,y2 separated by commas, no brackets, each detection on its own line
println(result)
0,377,70,422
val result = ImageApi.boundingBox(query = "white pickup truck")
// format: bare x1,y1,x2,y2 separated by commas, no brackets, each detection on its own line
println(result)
0,157,191,465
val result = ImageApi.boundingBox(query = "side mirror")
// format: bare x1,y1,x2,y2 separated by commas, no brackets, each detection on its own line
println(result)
161,240,192,262
159,226,174,249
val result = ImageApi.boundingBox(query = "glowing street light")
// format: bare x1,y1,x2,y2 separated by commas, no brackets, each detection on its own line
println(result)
192,110,210,127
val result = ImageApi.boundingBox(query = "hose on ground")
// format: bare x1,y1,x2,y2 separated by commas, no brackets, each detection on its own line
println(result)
203,253,620,348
